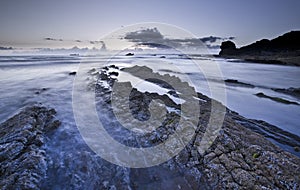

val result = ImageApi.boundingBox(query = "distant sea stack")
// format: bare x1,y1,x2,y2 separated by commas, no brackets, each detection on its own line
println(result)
219,31,300,66
219,41,237,55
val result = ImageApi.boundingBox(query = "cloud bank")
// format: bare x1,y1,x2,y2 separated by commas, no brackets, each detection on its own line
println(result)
123,28,235,49
0,46,14,50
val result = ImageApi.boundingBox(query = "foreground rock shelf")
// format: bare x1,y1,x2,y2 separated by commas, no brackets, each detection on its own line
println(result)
0,106,60,189
95,65,300,189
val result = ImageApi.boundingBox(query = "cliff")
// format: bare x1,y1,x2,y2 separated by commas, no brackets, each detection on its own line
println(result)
219,31,300,66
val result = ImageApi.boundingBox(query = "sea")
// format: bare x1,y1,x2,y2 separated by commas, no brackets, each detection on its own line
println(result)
0,52,299,188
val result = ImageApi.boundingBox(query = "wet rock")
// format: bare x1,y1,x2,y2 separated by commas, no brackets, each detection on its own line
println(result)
109,71,119,76
255,92,299,105
94,65,300,189
69,71,77,75
0,106,60,190
34,87,49,95
125,53,134,56
272,87,300,99
224,79,255,88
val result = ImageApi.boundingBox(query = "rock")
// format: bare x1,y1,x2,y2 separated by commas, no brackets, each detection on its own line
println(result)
108,71,119,76
224,79,255,88
70,53,79,56
0,106,60,189
220,31,300,56
219,41,237,55
272,87,300,99
255,92,299,105
69,71,77,75
125,53,134,56
218,31,300,66
34,88,49,95
92,65,300,189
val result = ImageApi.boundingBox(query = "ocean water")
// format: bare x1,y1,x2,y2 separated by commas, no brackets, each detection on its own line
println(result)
0,53,299,136
0,53,299,187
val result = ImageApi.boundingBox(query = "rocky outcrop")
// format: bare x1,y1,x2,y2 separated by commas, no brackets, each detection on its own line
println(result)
125,53,134,56
219,41,237,56
199,113,300,189
272,87,300,99
219,31,300,66
95,65,300,189
0,106,60,190
255,92,299,105
224,79,255,88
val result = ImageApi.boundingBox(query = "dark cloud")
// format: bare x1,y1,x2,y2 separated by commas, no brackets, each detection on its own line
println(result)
200,36,222,43
139,43,172,49
44,37,63,41
0,46,14,50
124,28,202,49
89,41,106,50
206,44,221,49
89,40,104,44
124,28,164,42
124,28,232,49
75,40,82,43
200,36,236,43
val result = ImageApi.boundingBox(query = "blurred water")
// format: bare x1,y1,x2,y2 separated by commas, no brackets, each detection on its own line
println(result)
0,53,299,187
0,54,299,135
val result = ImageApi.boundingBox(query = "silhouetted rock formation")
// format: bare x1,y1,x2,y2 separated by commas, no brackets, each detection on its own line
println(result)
219,41,237,55
219,31,300,66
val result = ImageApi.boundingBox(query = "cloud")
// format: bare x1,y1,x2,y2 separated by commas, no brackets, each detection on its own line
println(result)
206,44,222,49
35,46,98,54
44,37,63,41
200,36,222,43
123,28,233,49
200,36,235,44
124,28,164,42
89,41,106,50
0,46,14,50
89,40,104,44
124,28,201,49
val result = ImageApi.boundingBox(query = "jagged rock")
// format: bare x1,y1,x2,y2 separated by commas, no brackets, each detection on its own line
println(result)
0,106,60,190
198,115,300,189
95,65,300,189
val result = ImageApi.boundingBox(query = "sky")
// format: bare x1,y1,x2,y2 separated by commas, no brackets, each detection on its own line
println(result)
0,0,299,50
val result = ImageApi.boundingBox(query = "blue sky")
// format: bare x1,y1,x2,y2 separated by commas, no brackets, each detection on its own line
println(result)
0,0,299,49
